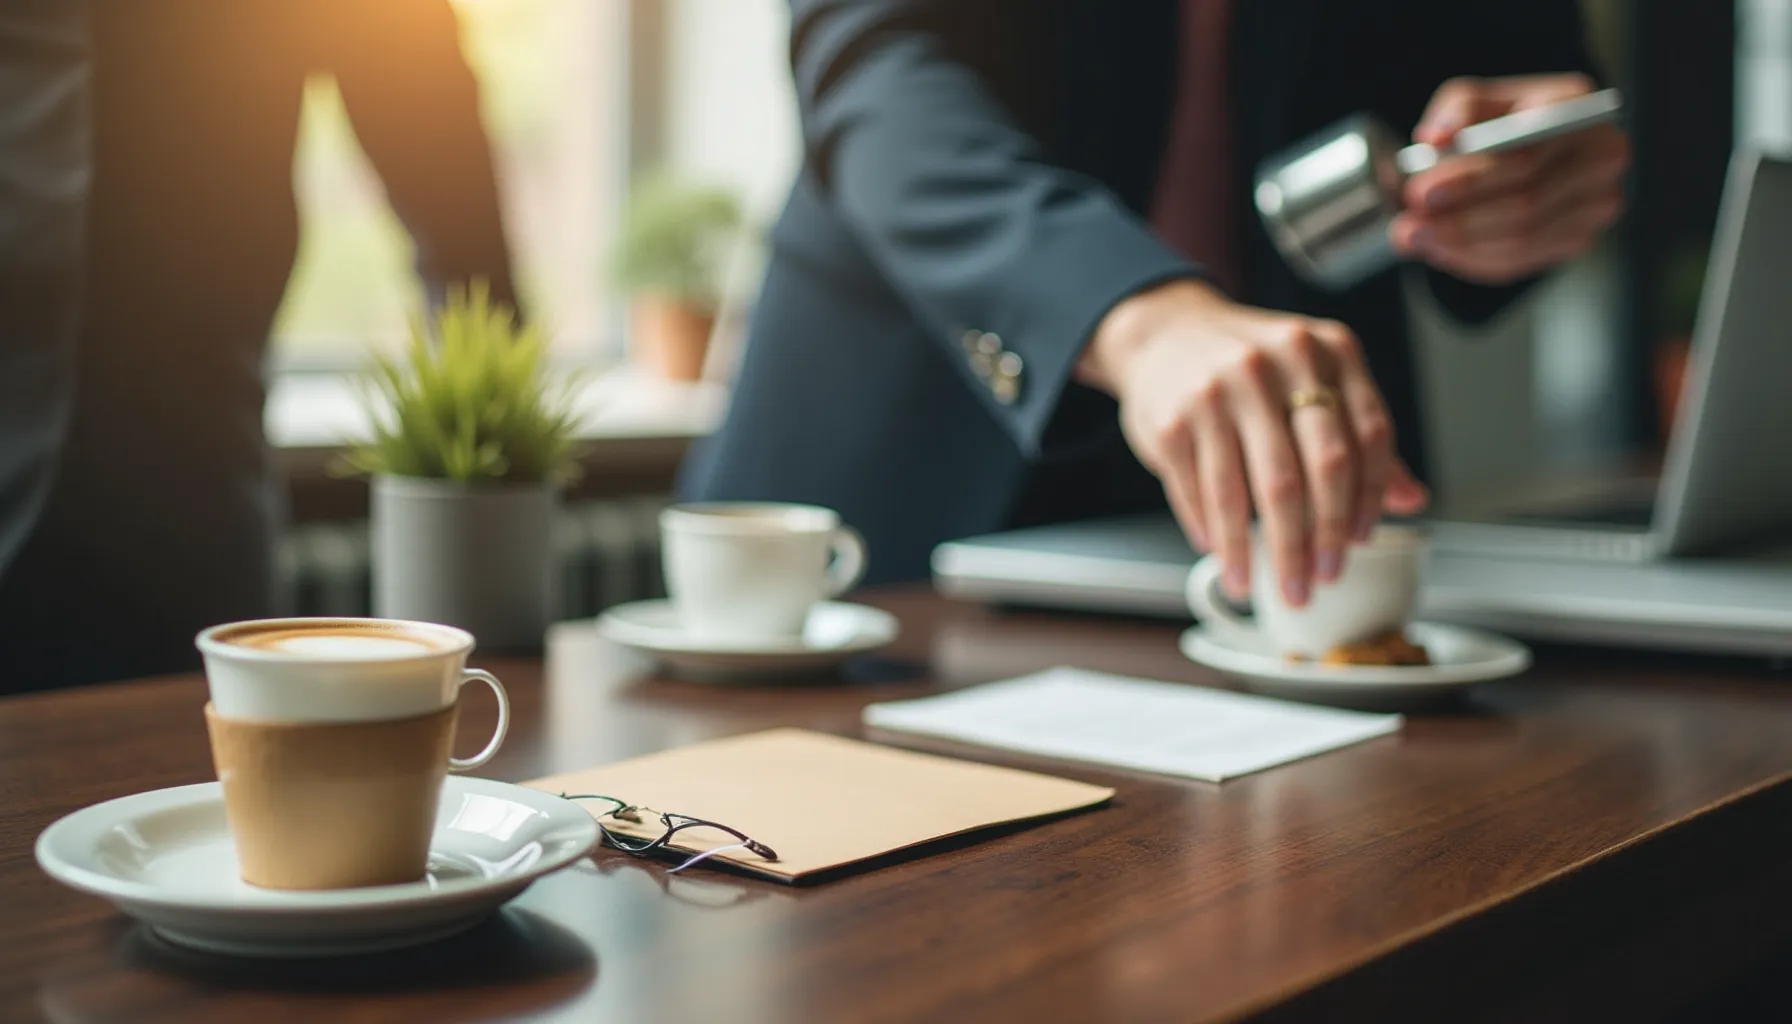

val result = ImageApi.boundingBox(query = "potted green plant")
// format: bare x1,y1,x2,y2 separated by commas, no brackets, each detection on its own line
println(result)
343,280,582,650
613,173,745,381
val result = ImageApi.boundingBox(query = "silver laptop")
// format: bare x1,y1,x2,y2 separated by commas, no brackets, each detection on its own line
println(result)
933,150,1792,656
1429,149,1792,561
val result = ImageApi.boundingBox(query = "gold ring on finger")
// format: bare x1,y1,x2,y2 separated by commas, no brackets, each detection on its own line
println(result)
1287,387,1342,416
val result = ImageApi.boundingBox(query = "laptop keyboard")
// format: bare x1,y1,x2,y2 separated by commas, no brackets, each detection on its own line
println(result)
1494,498,1656,530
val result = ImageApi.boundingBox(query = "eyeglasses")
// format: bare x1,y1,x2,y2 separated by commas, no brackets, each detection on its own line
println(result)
561,793,779,873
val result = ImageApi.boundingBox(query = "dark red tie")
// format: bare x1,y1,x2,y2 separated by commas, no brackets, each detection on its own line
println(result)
1151,0,1240,298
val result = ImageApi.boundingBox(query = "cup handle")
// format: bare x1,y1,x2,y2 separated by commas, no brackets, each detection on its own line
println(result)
825,526,868,597
450,668,510,772
1186,556,1262,649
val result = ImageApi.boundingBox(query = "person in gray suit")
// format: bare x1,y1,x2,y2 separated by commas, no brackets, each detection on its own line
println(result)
681,0,1629,601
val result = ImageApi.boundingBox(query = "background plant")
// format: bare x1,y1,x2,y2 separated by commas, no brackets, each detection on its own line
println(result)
612,172,745,311
342,280,583,485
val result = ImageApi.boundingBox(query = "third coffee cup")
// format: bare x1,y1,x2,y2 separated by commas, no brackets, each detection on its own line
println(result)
1186,525,1428,659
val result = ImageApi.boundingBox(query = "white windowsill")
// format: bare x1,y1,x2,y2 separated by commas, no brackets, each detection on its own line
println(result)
266,368,726,450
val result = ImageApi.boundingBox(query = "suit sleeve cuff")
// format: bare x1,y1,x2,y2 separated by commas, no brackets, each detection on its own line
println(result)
941,222,1202,459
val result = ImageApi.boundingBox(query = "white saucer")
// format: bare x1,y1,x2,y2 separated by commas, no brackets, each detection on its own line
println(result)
597,599,899,680
1180,622,1532,709
35,776,599,958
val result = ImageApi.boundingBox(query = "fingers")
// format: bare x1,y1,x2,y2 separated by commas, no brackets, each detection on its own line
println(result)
1158,427,1210,553
1383,458,1430,515
1226,350,1311,607
1494,72,1600,112
1280,332,1354,585
1394,126,1629,283
1397,178,1622,274
1414,73,1598,146
1414,76,1508,145
1290,407,1354,584
1399,72,1628,283
1402,128,1628,238
1190,385,1252,600
1307,320,1395,543
1400,194,1623,284
1406,71,1617,215
1106,288,1419,609
1402,141,1556,218
1418,165,1620,251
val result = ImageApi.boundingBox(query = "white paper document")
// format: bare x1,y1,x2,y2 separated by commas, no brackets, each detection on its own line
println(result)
863,667,1402,782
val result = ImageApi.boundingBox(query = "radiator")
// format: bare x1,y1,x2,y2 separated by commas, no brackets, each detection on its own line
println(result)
278,496,669,620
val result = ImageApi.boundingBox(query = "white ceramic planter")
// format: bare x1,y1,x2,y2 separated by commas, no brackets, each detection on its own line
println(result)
371,475,557,652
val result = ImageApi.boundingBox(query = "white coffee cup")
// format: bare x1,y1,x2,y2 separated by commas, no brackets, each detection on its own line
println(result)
1186,525,1429,658
661,502,867,643
195,617,509,770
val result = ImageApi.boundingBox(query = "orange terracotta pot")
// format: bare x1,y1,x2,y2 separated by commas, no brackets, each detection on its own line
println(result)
630,296,715,382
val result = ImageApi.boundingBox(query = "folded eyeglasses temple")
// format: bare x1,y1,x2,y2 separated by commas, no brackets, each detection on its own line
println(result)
560,793,780,862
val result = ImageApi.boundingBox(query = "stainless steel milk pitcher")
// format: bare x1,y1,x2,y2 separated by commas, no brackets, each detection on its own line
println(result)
1253,89,1624,290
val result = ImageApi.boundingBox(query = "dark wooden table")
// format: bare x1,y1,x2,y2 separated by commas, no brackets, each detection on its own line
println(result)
6,587,1792,1023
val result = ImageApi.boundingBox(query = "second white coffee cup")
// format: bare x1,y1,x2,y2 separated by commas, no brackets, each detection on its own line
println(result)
661,502,867,643
1186,525,1428,658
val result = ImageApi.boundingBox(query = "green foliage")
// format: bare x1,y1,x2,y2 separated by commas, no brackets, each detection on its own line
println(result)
341,281,582,485
612,172,745,310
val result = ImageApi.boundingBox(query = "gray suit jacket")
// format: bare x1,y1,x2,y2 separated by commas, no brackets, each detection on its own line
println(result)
0,0,87,580
681,0,1595,584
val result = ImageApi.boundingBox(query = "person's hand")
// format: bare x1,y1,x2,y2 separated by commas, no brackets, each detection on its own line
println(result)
1392,73,1630,285
1079,280,1429,606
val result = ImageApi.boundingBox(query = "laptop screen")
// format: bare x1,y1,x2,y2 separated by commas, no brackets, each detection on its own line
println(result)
1428,152,1792,556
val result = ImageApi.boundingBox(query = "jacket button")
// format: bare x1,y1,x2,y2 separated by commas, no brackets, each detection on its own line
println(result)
966,331,1003,379
991,351,1023,404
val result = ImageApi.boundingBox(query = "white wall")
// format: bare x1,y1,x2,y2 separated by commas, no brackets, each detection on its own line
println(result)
659,0,800,376
664,0,801,220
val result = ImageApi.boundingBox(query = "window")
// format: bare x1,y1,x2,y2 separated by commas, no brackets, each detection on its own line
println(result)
271,0,627,369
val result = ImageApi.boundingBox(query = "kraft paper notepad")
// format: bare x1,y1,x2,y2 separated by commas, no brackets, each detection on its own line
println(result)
525,728,1114,883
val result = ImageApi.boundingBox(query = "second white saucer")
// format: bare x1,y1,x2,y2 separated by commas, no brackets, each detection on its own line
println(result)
597,599,900,680
1180,621,1532,709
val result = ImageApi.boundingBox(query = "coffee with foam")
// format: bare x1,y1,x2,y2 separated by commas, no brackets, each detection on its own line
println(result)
197,617,488,724
195,615,510,891
212,620,456,659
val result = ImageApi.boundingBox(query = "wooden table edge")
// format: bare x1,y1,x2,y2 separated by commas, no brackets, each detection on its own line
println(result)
1216,766,1792,1022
